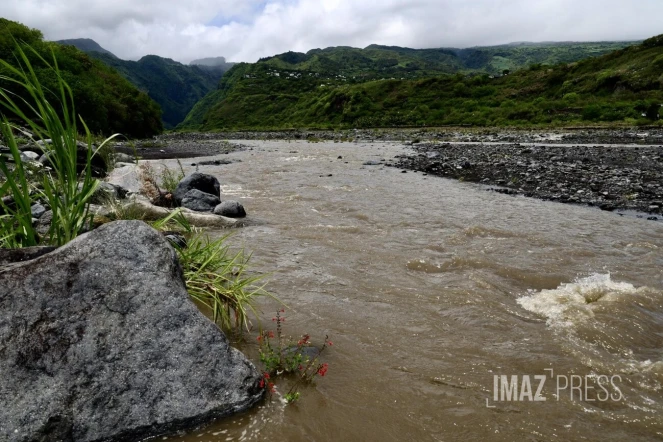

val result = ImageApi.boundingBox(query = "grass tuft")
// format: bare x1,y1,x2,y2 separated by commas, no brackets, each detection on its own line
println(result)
176,232,273,331
0,41,119,246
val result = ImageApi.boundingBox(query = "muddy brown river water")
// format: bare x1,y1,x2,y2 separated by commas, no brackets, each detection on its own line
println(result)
157,140,663,442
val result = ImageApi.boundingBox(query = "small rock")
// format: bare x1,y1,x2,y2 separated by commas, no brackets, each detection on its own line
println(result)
20,151,40,161
162,231,187,248
30,203,46,219
214,201,247,218
114,152,136,164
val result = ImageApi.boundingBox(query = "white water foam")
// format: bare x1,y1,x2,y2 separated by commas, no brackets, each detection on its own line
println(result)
518,274,663,379
517,274,639,329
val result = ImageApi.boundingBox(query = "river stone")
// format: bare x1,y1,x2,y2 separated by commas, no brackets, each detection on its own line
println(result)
89,182,129,204
213,201,246,218
173,172,220,206
0,220,263,442
20,150,40,161
114,152,136,164
30,203,47,219
181,189,221,212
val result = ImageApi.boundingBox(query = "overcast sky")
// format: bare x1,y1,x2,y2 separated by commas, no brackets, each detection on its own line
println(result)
3,0,662,63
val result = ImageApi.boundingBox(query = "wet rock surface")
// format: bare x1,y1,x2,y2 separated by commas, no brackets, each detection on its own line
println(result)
0,221,263,442
173,172,221,206
214,201,246,218
393,142,663,219
181,188,221,212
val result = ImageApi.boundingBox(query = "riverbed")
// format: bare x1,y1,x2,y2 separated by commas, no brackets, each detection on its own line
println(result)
156,139,663,442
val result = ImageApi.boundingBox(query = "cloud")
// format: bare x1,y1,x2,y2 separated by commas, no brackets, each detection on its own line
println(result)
3,0,662,63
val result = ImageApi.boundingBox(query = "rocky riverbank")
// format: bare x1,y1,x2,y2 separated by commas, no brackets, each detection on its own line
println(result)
113,138,245,160
111,129,663,220
392,142,663,220
154,127,663,145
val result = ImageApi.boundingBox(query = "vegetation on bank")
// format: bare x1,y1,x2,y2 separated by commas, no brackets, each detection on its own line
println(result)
257,309,332,403
181,36,663,130
0,42,267,335
0,40,332,406
0,18,163,138
0,43,118,246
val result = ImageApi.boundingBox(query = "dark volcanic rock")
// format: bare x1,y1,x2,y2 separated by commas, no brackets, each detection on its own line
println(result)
213,201,246,218
181,189,221,212
0,221,263,442
173,172,221,206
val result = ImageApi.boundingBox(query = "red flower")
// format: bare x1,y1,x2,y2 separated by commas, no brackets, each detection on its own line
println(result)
257,335,262,342
263,373,270,380
268,331,275,339
317,363,329,377
280,308,285,313
327,341,333,346
259,379,265,388
268,382,276,393
298,365,304,371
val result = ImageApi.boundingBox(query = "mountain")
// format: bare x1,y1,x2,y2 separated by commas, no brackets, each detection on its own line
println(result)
190,56,234,69
56,38,117,57
56,39,231,128
1,19,162,137
254,41,634,78
179,37,662,130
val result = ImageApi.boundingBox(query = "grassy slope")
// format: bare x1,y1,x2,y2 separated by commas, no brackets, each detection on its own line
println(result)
181,38,662,130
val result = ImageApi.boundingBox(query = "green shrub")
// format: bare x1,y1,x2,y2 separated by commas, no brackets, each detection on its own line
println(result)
0,43,119,247
177,232,273,331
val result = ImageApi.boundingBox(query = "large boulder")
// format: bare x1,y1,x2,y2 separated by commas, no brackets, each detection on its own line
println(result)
181,189,221,212
214,201,247,218
173,173,220,206
0,221,263,442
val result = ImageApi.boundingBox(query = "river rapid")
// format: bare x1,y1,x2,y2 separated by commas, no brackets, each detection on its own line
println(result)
161,139,663,442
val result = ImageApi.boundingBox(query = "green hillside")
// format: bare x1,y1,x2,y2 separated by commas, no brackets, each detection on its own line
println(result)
57,38,117,57
89,52,226,128
256,41,633,79
180,38,663,130
0,19,162,137
57,40,229,128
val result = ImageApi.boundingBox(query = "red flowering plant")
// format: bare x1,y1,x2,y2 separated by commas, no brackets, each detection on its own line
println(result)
257,309,332,403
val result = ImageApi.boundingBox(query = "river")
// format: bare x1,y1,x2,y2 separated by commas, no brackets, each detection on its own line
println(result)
162,139,663,442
